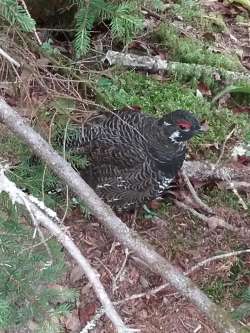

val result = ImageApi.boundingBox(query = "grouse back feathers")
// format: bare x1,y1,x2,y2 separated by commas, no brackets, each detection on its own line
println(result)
66,109,203,211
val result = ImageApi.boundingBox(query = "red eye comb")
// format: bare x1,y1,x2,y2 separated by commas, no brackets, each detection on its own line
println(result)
176,120,192,129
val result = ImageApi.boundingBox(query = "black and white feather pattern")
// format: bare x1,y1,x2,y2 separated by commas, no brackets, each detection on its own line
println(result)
66,109,200,211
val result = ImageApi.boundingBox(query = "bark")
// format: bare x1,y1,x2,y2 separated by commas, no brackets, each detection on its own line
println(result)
0,98,246,333
183,161,250,183
104,50,250,84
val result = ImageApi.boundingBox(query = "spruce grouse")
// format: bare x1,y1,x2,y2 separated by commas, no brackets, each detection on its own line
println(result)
66,109,204,211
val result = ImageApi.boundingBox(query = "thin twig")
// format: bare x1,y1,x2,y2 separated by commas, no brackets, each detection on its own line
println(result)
19,0,42,45
0,47,20,67
181,170,213,214
61,118,71,223
22,194,53,265
210,128,247,210
213,128,235,170
228,180,248,210
186,249,250,274
113,248,130,293
174,199,250,236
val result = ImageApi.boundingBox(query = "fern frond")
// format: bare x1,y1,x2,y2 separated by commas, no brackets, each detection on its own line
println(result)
111,2,143,44
0,0,36,32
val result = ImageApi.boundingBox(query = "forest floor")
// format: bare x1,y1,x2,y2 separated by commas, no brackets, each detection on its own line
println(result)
1,1,250,332
57,2,250,331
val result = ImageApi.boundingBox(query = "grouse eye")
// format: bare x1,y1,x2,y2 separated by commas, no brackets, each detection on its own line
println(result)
176,120,192,131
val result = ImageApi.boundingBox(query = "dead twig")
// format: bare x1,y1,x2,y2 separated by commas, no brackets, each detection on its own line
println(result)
19,0,42,45
228,180,248,210
113,248,130,293
174,199,250,237
181,170,213,214
186,249,250,275
213,128,235,170
212,128,248,210
0,47,20,67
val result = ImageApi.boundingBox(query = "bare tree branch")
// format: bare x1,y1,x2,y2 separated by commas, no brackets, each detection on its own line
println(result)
0,98,245,333
0,166,136,333
183,160,250,183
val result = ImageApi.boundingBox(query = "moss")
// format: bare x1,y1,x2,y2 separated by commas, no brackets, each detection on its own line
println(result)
154,24,241,71
98,72,249,147
205,188,250,212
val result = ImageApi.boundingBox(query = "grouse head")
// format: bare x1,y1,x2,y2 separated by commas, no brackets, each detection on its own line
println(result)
160,110,204,142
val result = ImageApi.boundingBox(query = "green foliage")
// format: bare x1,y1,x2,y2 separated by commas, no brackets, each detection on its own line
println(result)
41,39,61,56
202,257,249,305
0,0,36,31
0,196,78,331
110,2,143,43
97,72,249,146
154,24,241,71
0,133,65,210
72,0,143,57
171,0,201,23
233,287,250,320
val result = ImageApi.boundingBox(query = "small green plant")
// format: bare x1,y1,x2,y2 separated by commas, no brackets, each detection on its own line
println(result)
233,287,250,321
41,39,61,56
0,194,78,332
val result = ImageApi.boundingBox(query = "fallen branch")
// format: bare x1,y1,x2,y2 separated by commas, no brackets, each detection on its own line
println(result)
104,50,250,84
174,199,250,237
187,249,250,275
0,98,245,333
183,160,250,183
0,166,134,333
181,170,213,214
221,181,250,193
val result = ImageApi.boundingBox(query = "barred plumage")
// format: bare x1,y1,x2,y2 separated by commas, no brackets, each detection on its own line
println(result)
66,108,203,211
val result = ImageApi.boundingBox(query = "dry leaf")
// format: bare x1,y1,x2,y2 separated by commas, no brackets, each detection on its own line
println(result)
64,310,81,332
